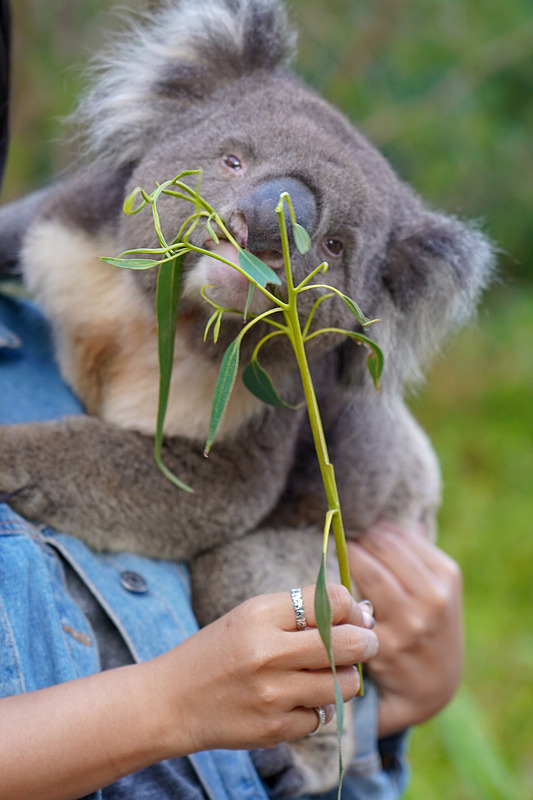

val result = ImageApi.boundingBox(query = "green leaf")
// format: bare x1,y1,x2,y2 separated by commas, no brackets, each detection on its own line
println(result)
315,556,345,792
315,555,333,654
338,293,375,328
342,331,384,391
205,214,220,245
213,312,222,343
243,357,295,408
238,250,282,288
154,255,193,492
203,310,219,342
100,256,161,270
123,186,145,215
204,333,242,455
293,222,311,254
243,283,255,321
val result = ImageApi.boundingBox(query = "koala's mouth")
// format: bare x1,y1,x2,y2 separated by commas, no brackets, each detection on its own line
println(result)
205,237,285,274
182,238,283,314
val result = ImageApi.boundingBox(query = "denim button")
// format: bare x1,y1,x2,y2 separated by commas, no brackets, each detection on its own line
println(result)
120,570,148,593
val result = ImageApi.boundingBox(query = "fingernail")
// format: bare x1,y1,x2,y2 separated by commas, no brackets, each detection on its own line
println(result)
362,611,375,629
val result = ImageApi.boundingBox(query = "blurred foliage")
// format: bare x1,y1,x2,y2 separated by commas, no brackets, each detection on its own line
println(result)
3,0,532,796
4,0,533,282
407,285,532,799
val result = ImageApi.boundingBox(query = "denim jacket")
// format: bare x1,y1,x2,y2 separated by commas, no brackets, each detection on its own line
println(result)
0,292,408,799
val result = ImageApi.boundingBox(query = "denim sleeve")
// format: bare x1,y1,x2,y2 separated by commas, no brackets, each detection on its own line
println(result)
0,293,83,422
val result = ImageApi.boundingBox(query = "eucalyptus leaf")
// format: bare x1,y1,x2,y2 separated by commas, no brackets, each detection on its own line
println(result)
243,283,255,321
123,186,145,215
342,330,384,390
100,256,160,270
293,222,311,254
338,293,374,327
204,333,242,455
213,312,222,343
205,214,220,245
238,250,281,288
243,357,294,408
315,557,344,794
154,255,193,492
204,310,219,342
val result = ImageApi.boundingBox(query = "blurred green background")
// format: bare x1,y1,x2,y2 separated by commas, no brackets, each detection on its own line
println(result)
4,1,532,797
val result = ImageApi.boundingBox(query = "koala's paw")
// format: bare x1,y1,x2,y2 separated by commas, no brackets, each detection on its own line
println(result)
251,705,355,798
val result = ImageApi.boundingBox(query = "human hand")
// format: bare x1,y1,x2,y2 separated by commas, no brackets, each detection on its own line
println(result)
154,583,378,755
347,522,463,737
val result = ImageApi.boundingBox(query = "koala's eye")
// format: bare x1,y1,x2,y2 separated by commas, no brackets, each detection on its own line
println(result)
222,154,243,171
323,238,344,258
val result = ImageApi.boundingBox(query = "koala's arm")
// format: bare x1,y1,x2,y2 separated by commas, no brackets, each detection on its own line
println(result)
0,409,301,560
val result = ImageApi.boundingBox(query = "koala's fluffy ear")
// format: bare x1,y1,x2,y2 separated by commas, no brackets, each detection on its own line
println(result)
340,210,495,393
75,0,295,167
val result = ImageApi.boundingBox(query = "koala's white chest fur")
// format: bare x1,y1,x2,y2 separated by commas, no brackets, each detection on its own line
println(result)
21,218,263,441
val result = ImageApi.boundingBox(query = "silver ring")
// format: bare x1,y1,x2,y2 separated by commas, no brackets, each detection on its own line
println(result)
308,706,326,737
290,587,307,630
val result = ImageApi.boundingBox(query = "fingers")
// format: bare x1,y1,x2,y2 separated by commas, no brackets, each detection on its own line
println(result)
282,583,375,632
283,664,363,708
276,583,378,671
348,521,462,608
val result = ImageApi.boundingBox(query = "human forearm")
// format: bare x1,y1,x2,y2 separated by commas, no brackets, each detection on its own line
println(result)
1,585,377,800
1,660,175,800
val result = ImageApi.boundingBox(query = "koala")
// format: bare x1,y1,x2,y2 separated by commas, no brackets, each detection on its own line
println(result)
0,0,493,793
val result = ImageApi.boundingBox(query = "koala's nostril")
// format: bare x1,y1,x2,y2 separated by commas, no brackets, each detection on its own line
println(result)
228,210,248,249
231,177,317,255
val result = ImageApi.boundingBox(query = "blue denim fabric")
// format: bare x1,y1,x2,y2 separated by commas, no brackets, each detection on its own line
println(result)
0,293,408,798
0,293,82,421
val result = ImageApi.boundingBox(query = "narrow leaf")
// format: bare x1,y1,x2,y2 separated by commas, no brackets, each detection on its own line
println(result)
293,222,311,254
243,283,255,321
213,312,222,343
154,255,193,492
238,250,281,287
203,310,219,342
315,557,345,791
204,334,242,455
338,292,375,328
342,330,384,391
205,214,220,245
243,358,295,408
100,256,160,270
123,186,145,215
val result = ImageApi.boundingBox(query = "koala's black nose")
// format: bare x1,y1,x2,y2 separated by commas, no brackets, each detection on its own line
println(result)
229,177,317,256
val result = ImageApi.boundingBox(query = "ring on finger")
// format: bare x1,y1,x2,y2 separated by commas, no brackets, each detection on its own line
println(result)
307,706,326,737
359,598,374,617
290,587,307,630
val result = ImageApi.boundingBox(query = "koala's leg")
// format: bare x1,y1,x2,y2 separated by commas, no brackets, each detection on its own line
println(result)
0,409,300,560
191,526,357,795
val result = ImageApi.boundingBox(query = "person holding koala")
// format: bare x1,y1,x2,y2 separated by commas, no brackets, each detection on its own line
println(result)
0,0,468,797
0,291,463,800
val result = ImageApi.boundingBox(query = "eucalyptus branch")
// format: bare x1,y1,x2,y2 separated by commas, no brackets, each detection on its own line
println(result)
102,171,384,795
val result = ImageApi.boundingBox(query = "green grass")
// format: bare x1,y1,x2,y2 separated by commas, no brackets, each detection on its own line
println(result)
406,285,533,799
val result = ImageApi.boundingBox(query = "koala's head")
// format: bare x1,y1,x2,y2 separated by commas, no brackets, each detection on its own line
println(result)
74,0,494,390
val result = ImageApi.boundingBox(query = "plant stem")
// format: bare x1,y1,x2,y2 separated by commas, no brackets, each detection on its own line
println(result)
277,201,352,594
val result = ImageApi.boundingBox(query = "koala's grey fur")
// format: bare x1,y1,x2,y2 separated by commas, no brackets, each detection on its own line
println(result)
0,0,493,792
